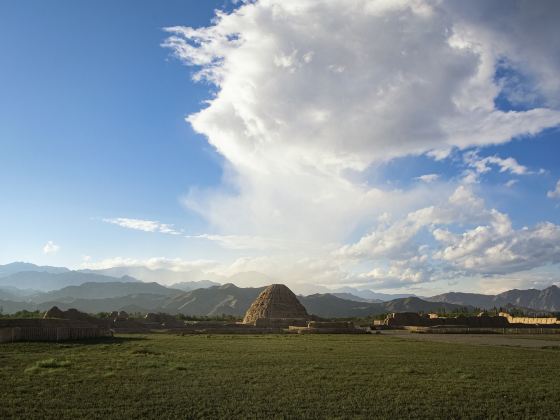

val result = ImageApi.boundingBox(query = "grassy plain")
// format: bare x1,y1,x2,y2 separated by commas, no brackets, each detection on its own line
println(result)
1,333,560,419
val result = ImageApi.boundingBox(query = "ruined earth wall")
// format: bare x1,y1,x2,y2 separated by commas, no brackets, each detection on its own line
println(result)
0,319,111,343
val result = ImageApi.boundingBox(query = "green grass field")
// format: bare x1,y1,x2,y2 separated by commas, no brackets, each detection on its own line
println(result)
2,333,560,419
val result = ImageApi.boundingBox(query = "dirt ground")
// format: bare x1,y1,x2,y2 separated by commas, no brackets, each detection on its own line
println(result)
382,330,560,348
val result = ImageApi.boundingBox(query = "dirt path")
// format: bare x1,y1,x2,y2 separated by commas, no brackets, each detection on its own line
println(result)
382,330,560,348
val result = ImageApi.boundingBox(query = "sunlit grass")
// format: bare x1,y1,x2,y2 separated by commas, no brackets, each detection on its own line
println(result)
1,333,560,418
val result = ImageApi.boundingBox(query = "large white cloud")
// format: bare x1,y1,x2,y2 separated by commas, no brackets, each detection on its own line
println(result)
165,1,560,172
164,0,560,237
161,0,560,289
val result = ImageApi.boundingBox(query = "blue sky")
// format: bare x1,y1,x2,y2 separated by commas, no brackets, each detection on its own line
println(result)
0,0,230,264
1,0,559,294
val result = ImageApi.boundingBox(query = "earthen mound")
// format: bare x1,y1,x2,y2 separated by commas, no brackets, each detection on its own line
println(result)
43,306,106,327
43,306,65,319
243,284,309,324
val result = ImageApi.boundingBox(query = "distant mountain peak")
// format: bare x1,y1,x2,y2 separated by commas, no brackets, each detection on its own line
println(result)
0,262,69,278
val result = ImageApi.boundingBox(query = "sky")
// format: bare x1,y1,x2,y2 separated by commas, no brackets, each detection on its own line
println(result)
1,0,559,295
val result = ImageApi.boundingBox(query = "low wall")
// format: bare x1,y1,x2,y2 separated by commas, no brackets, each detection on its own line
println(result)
254,318,308,328
404,326,560,334
0,327,19,343
386,313,509,328
499,313,559,325
0,319,111,343
307,321,354,329
288,325,367,334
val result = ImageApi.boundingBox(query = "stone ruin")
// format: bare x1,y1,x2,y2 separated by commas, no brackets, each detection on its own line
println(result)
44,306,103,324
384,312,510,328
0,306,112,343
243,284,310,327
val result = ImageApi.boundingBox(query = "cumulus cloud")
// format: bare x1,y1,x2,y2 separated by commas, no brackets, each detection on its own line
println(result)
548,180,560,199
443,0,560,108
103,218,182,235
165,1,560,172
338,186,490,261
435,220,560,275
163,0,560,244
159,0,560,290
340,186,560,285
43,241,60,255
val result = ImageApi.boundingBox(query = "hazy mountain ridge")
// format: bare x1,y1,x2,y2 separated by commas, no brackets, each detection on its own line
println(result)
0,262,69,278
0,263,222,293
0,271,139,292
300,294,472,318
328,287,418,301
80,267,270,289
0,282,471,318
80,266,223,285
428,286,560,312
31,282,183,303
329,292,383,303
170,280,221,291
1,263,560,316
160,284,266,316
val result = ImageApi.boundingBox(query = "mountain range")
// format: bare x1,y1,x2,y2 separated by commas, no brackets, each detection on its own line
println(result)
0,262,559,317
0,262,69,277
0,270,138,292
0,282,471,318
428,286,560,312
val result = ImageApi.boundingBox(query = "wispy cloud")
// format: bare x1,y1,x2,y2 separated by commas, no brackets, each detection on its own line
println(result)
464,151,530,176
102,218,183,235
186,234,291,250
81,256,218,271
415,174,439,183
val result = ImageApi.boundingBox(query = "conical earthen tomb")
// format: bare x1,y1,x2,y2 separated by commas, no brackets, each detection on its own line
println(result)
243,284,309,325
